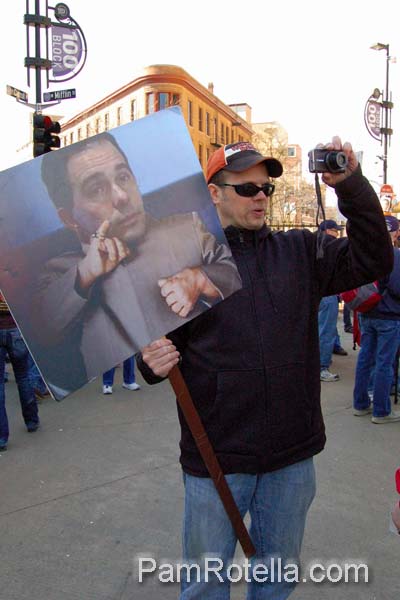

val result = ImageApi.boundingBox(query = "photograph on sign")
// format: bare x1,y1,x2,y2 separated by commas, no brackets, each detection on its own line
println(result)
0,107,241,400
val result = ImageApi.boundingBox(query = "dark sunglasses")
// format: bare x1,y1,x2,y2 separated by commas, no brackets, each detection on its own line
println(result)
218,182,275,197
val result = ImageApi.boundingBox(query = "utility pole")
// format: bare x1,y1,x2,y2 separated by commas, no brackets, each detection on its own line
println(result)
22,1,87,157
369,42,394,184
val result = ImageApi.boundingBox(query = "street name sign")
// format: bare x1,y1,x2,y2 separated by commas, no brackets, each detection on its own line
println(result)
6,84,28,102
43,88,76,102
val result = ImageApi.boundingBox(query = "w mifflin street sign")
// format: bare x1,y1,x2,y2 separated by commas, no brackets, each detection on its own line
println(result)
43,88,76,102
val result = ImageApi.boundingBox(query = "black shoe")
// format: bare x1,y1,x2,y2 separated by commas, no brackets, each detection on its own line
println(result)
26,422,40,433
0,444,7,451
333,347,348,356
344,326,354,333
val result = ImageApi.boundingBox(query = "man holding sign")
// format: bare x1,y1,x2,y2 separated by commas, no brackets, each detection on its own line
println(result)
138,139,393,598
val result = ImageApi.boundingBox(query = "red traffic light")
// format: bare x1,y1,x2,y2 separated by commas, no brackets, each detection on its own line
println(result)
33,113,61,157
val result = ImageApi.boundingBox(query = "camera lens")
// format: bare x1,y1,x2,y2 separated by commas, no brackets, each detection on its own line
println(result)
325,151,348,173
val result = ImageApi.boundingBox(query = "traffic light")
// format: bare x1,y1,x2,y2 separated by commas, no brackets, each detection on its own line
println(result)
33,113,61,158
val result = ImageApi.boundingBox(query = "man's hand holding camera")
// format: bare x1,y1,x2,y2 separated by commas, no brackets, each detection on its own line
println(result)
309,135,358,187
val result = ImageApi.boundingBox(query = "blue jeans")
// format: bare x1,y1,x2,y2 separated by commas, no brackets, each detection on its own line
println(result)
343,304,352,328
318,296,339,369
103,356,136,386
369,348,400,392
333,331,342,351
27,352,47,395
353,316,400,417
181,458,316,599
0,328,39,446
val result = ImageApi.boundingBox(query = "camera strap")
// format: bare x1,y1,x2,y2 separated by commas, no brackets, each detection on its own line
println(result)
314,173,327,259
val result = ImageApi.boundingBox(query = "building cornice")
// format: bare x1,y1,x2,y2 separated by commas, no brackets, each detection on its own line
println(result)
62,64,253,133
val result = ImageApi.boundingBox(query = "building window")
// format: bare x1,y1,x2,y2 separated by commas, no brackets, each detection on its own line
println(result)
226,125,229,144
70,132,74,145
146,92,179,115
95,118,100,134
198,107,203,132
131,99,136,120
104,113,109,131
206,147,210,162
188,100,193,126
86,123,90,138
287,146,296,157
77,128,82,141
198,143,203,166
159,92,169,110
231,129,235,144
147,93,155,114
206,112,210,136
220,123,225,144
117,106,122,126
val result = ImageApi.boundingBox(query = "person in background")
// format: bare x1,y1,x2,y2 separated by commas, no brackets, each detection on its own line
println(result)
353,215,400,423
0,292,39,452
103,355,140,394
343,302,354,333
333,321,348,356
318,220,347,381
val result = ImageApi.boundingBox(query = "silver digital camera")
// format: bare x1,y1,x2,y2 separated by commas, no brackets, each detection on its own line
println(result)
308,149,348,174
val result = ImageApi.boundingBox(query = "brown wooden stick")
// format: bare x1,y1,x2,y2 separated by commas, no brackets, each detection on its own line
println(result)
168,364,256,558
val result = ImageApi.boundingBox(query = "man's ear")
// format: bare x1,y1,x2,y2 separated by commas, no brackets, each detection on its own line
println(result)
58,207,78,231
208,183,222,207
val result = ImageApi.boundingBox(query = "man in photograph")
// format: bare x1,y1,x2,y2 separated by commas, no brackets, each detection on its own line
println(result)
34,132,241,384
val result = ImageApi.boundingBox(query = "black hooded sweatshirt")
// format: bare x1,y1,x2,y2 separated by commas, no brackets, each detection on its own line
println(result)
137,168,393,477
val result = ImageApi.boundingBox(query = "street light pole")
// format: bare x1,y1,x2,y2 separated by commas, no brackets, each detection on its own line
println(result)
382,44,390,184
370,42,393,184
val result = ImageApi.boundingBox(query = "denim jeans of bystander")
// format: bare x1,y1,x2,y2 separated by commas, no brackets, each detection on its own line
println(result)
0,328,39,447
318,296,339,370
353,316,400,417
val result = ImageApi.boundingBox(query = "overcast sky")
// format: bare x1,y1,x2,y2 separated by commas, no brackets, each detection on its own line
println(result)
1,0,399,196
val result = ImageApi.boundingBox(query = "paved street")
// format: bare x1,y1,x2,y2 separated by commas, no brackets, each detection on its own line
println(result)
0,319,399,600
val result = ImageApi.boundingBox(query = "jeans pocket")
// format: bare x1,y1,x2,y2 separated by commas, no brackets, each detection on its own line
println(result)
9,330,28,360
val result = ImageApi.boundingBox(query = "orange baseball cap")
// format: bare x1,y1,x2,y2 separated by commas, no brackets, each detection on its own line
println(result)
206,142,283,183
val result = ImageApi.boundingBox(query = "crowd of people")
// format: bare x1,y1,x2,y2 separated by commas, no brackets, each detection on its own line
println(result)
318,215,400,425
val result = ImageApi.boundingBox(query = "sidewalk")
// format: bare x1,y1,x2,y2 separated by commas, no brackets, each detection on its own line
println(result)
0,322,399,600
